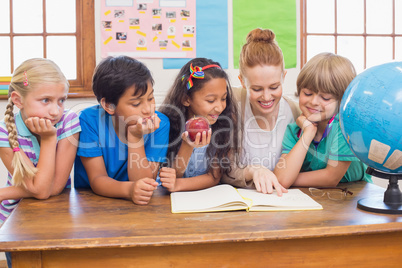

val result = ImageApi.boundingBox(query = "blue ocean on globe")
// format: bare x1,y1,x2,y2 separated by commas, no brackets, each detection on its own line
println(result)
340,61,402,174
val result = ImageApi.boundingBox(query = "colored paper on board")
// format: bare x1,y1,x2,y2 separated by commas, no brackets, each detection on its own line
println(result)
101,0,196,58
163,0,228,69
233,0,297,69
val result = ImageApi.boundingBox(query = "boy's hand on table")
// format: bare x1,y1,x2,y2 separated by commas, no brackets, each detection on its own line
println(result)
130,178,158,205
160,167,177,192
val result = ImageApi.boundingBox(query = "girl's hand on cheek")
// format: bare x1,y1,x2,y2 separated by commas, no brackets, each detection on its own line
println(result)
25,117,57,138
182,128,211,148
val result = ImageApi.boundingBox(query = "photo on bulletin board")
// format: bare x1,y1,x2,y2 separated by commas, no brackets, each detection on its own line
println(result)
101,0,196,59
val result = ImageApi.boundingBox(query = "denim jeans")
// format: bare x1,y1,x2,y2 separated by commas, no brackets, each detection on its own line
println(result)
5,252,11,268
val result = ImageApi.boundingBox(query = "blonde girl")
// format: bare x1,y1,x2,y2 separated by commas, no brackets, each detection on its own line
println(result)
0,58,81,225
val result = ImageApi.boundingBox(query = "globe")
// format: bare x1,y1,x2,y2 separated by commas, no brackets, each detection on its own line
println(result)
340,61,402,174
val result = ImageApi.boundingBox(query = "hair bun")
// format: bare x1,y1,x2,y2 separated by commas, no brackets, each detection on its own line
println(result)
246,28,276,44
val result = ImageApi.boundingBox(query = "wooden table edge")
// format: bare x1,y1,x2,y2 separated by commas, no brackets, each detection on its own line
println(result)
1,221,401,252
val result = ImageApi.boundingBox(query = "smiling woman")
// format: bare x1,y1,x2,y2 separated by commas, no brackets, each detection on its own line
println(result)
0,0,95,97
221,28,300,195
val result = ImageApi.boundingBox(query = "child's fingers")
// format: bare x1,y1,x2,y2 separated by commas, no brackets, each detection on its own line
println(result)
45,119,54,128
182,131,189,140
194,132,201,145
206,128,212,143
141,178,158,188
201,130,207,144
161,181,171,188
159,173,173,181
24,118,34,130
160,167,176,175
147,117,154,130
39,118,47,128
136,194,152,205
32,117,41,129
153,114,160,129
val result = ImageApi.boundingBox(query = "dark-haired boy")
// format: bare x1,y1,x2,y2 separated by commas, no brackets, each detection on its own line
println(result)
74,56,170,205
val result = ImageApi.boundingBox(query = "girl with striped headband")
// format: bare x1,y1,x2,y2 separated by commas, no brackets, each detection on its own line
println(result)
159,58,240,192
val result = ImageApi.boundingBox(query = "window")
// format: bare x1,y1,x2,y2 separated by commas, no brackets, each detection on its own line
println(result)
300,0,402,73
0,0,95,98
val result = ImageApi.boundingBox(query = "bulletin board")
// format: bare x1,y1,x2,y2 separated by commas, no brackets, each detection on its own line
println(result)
101,0,196,58
163,0,228,69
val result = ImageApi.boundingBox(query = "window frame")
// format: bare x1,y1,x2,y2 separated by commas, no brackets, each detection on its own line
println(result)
300,0,400,69
0,0,95,99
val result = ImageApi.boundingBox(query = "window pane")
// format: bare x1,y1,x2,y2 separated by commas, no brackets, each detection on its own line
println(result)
13,0,43,33
306,0,334,33
46,0,76,33
337,0,363,34
0,37,11,76
396,37,402,61
396,0,402,34
47,36,76,79
13,36,44,69
306,36,335,60
338,36,364,74
0,1,10,33
366,37,392,69
366,0,392,34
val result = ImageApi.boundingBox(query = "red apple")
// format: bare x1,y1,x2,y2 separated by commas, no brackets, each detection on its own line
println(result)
185,116,210,142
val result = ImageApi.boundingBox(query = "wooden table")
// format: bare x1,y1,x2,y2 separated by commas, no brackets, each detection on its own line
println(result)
0,181,402,267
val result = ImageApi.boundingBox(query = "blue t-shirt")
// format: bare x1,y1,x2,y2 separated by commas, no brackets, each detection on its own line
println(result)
74,105,170,188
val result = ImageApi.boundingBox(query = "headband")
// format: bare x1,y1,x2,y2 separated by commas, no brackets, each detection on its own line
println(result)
182,63,221,90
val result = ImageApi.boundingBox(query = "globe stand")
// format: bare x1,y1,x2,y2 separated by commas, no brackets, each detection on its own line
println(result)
357,167,402,214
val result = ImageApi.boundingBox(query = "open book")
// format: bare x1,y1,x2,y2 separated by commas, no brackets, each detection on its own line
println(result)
171,184,322,213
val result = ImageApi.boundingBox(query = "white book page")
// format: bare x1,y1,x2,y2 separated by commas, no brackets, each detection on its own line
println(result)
171,184,249,213
236,189,322,210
